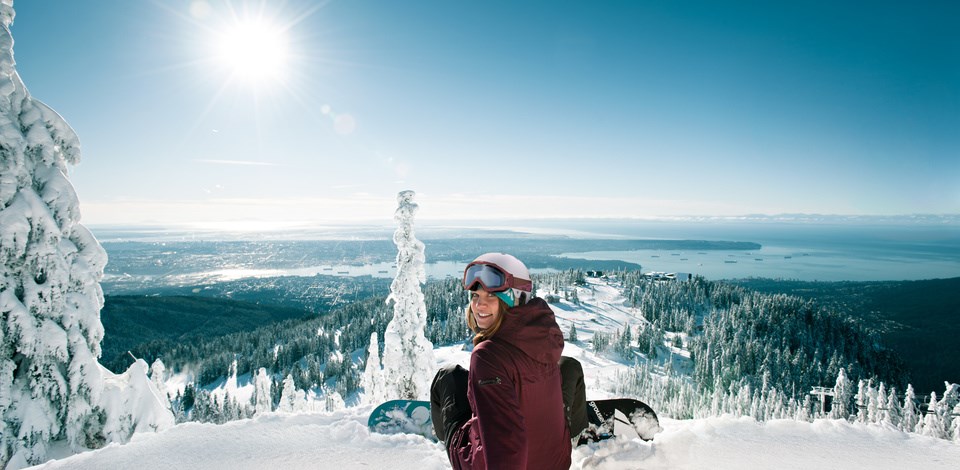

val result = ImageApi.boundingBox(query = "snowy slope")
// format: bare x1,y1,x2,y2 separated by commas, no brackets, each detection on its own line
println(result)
28,276,960,469
29,407,960,470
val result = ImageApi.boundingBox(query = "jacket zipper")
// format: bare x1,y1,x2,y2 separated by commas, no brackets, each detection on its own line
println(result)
478,377,502,386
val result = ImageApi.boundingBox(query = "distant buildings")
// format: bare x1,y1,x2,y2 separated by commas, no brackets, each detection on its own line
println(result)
643,271,692,281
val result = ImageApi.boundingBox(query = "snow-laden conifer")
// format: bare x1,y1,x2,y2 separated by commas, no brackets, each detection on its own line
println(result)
97,359,175,442
951,402,960,443
377,191,435,400
796,395,813,422
939,382,959,436
322,385,345,412
278,374,298,412
920,392,946,439
883,386,901,428
901,384,920,433
830,369,852,419
253,368,272,414
150,359,170,409
854,380,870,423
361,331,385,405
0,3,170,467
869,382,884,424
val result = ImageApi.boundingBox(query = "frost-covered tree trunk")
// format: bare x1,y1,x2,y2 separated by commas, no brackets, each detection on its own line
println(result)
0,5,171,467
378,191,435,400
253,368,272,414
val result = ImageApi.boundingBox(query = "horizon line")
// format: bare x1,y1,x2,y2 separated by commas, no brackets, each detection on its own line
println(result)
82,213,960,231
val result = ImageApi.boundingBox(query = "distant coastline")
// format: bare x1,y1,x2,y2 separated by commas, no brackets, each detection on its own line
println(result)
91,216,959,284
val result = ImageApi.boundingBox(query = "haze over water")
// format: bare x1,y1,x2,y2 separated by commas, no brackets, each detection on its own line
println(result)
93,218,960,284
553,219,960,282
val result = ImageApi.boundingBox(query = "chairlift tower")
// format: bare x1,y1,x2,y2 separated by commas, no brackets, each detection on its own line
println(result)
810,386,835,416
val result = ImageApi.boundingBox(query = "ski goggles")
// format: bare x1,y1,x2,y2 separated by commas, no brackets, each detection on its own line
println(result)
462,261,532,293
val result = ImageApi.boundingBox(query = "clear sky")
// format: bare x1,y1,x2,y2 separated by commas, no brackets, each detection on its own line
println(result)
8,0,959,228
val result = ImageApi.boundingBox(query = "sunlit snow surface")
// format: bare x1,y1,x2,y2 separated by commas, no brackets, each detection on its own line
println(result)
29,408,960,470
29,278,960,469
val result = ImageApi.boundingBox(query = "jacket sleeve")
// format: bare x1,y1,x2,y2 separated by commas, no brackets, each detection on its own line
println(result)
470,346,526,470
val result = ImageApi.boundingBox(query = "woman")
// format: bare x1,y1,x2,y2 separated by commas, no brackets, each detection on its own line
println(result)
431,253,577,470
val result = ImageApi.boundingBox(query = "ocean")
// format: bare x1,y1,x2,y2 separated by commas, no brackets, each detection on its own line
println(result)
544,218,960,282
92,217,960,285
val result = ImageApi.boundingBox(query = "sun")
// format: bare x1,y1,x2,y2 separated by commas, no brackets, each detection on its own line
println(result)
214,16,290,85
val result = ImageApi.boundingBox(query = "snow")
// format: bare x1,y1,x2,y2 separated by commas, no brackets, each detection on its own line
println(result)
28,407,960,470
97,360,176,439
26,275,960,469
2,2,172,466
369,190,436,401
4,0,956,466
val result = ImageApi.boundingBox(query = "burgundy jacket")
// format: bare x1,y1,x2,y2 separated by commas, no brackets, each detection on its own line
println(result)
449,298,571,469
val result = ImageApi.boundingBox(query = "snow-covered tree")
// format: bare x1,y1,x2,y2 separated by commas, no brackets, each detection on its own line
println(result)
277,373,307,413
938,382,959,437
376,191,435,400
322,385,345,412
795,394,813,422
149,359,170,408
0,3,168,467
97,359,175,444
278,374,298,413
361,331,385,405
830,369,852,420
951,402,960,443
854,380,870,423
920,392,946,439
708,378,724,416
901,384,920,433
869,382,884,425
253,368,272,414
883,386,901,428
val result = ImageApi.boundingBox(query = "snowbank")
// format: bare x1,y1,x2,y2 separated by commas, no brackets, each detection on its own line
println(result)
573,416,960,469
29,407,960,470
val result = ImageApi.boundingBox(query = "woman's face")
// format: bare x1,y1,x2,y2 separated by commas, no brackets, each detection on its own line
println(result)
470,289,501,330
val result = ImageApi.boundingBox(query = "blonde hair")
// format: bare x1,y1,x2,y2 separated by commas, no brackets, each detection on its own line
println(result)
466,297,510,345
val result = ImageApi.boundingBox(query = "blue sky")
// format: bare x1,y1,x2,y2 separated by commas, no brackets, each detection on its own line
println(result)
9,0,959,228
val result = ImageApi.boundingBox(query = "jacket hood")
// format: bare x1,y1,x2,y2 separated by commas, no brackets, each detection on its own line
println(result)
492,297,564,365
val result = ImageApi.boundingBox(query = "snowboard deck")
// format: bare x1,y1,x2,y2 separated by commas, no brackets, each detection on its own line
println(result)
367,397,661,443
584,398,662,442
367,399,436,441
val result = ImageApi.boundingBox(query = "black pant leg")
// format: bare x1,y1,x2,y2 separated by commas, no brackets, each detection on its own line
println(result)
430,364,471,446
559,356,588,441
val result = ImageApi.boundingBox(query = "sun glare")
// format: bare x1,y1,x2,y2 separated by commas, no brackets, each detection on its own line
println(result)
215,17,290,85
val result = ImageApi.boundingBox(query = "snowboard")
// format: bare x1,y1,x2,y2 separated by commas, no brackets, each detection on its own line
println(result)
367,399,436,441
584,398,661,442
367,398,661,442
